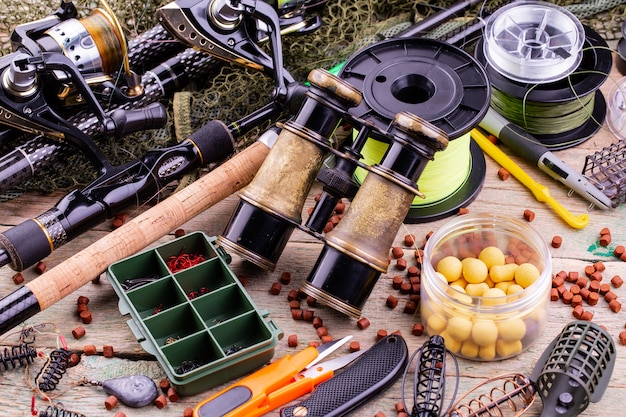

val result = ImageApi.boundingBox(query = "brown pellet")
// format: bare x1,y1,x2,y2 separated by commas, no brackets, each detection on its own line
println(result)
306,296,317,307
316,327,328,338
458,207,469,215
34,261,46,274
562,291,573,305
287,289,299,302
279,272,292,285
374,412,387,417
349,341,360,352
609,300,622,313
159,379,171,391
289,300,300,310
403,234,416,247
567,271,579,283
497,167,510,181
291,309,304,320
104,395,118,410
403,300,418,315
400,282,412,294
183,407,194,417
154,393,167,409
584,265,595,277
611,275,624,288
77,295,90,305
580,310,594,321
76,303,89,314
79,310,92,324
590,271,603,281
334,201,345,214
113,412,127,417
323,222,334,233
572,305,584,320
68,353,80,367
174,229,186,238
571,294,583,308
287,334,298,348
551,236,562,248
599,283,611,295
12,273,24,285
550,288,559,301
396,258,407,271
552,275,565,288
587,291,599,306
167,386,179,402
599,227,611,236
599,233,611,247
386,295,398,309
320,335,333,344
614,245,625,258
308,341,320,348
589,280,600,292
269,282,282,295
605,291,618,303
303,310,315,322
569,285,581,296
391,247,404,259
579,287,590,301
376,329,388,341
84,345,97,356
72,326,86,339
103,345,114,358
407,265,419,277
619,331,626,346
357,317,371,330
395,402,406,413
392,275,403,290
312,317,323,329
575,276,589,289
523,209,535,222
412,323,425,336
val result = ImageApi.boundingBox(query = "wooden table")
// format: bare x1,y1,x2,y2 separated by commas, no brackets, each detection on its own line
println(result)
0,62,625,417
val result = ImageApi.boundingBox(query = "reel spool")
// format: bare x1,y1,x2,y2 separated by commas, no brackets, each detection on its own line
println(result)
476,1,611,150
339,37,491,222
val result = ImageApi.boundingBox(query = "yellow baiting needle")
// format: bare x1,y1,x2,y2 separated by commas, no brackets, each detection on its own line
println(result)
470,128,589,229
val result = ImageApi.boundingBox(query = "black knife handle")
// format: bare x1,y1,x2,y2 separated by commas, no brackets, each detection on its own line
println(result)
280,334,408,417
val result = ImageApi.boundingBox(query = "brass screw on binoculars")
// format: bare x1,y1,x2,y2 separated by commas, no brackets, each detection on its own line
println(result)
218,68,449,318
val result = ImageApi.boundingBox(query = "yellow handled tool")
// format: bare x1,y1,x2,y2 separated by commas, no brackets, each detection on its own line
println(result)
470,128,589,229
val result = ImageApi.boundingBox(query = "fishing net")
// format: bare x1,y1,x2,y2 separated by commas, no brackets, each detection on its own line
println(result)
0,0,624,194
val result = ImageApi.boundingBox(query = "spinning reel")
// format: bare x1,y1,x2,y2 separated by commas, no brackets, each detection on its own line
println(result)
0,0,167,168
217,35,490,318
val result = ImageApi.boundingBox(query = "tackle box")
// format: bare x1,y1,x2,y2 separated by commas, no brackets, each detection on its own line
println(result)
107,232,283,396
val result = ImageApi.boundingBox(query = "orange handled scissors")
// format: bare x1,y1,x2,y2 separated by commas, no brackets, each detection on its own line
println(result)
193,335,360,417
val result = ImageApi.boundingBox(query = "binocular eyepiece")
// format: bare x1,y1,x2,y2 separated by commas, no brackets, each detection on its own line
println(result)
218,68,449,318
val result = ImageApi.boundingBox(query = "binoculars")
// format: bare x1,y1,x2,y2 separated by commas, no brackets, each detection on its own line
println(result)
218,67,450,318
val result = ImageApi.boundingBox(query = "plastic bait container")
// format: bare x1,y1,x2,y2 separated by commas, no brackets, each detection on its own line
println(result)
107,232,282,395
420,213,551,361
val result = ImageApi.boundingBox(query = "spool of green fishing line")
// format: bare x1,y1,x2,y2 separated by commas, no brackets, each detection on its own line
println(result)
339,37,490,223
354,132,473,206
476,1,612,149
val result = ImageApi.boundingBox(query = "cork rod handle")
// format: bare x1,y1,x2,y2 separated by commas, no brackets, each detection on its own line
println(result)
26,141,269,310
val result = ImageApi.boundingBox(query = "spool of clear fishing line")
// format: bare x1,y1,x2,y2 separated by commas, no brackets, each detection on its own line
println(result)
477,1,612,149
339,37,490,222
606,75,626,140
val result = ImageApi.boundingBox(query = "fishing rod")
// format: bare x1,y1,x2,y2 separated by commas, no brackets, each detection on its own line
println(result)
0,0,311,272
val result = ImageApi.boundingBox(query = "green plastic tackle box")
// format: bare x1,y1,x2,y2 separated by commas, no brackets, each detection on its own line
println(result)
107,232,283,396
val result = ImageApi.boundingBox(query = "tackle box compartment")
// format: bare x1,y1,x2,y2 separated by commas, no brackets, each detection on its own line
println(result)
107,232,282,395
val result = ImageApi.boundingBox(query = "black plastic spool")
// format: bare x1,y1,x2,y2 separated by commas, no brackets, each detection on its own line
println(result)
338,37,491,223
475,25,612,150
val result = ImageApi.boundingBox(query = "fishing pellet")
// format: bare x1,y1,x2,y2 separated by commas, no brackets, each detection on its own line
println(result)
105,395,118,410
386,295,398,309
412,323,424,336
349,341,360,352
183,407,194,417
167,387,179,402
269,282,282,295
497,167,510,180
609,300,622,313
84,345,97,355
279,272,291,285
72,326,86,339
612,275,624,288
34,261,46,274
523,209,535,222
551,236,562,248
356,317,370,330
12,272,24,285
103,345,114,358
154,393,167,409
287,334,298,348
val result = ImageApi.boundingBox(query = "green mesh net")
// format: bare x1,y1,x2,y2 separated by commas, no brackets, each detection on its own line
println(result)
0,0,624,195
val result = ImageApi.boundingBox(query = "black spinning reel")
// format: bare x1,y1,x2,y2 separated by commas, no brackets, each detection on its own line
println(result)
0,0,168,168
